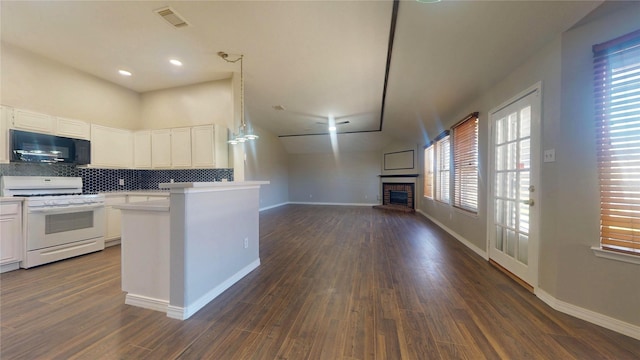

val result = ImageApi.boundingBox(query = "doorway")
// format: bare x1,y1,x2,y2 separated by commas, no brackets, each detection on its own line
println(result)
487,83,541,288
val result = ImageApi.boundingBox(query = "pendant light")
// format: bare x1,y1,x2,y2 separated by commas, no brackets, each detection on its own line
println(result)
218,51,258,145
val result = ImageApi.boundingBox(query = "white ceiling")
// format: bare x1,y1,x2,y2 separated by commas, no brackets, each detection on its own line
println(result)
1,1,604,153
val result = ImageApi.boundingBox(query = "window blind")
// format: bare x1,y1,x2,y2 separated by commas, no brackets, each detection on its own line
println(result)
594,29,640,254
452,113,479,213
436,136,450,203
424,145,434,198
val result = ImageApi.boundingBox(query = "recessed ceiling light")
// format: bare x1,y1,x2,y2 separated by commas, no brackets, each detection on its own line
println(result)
328,126,337,132
118,69,132,76
170,59,183,66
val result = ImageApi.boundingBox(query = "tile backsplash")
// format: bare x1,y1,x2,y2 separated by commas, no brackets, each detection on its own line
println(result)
0,163,233,194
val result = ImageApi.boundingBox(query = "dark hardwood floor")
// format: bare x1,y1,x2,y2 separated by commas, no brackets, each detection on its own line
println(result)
1,205,638,359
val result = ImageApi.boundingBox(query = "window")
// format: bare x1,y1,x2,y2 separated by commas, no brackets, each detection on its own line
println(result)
424,145,434,198
435,135,450,203
594,29,640,255
452,113,479,213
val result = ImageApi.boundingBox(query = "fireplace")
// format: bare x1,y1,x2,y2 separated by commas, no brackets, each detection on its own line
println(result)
381,183,414,211
389,190,408,206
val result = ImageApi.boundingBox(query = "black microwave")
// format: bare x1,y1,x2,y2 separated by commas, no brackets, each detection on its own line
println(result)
10,129,91,165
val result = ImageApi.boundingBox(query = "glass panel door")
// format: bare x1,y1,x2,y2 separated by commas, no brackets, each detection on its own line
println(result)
488,85,540,287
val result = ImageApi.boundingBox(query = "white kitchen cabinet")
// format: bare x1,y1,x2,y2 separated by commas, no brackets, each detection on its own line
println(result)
171,127,192,168
215,124,229,168
147,194,169,201
190,125,229,168
151,129,171,168
128,194,169,203
134,130,152,169
103,193,169,245
0,200,23,273
56,117,90,139
105,195,126,246
91,124,133,168
0,106,12,163
12,108,56,134
191,125,215,168
152,128,191,169
127,195,149,203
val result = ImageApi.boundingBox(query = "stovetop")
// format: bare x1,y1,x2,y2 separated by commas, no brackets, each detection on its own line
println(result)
16,193,83,197
21,193,105,208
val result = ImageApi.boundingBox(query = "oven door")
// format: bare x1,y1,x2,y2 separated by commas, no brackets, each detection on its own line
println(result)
26,204,105,251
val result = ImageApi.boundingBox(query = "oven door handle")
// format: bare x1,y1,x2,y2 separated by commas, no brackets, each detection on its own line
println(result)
29,204,105,214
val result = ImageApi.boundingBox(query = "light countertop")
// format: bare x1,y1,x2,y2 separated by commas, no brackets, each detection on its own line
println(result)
101,190,170,197
114,199,170,212
159,181,269,191
0,197,24,202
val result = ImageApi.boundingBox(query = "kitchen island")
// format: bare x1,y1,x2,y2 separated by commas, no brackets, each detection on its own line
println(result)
116,181,269,320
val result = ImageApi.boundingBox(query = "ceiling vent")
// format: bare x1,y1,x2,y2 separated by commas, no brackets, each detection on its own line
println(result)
155,7,189,28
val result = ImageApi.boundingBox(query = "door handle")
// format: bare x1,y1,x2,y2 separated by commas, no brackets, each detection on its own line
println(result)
522,199,534,206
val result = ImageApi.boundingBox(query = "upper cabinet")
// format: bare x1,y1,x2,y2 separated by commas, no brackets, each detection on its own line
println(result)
214,124,229,168
171,128,192,168
152,128,192,169
133,130,152,169
191,125,228,168
6,107,90,140
0,106,11,163
56,117,90,140
151,129,171,168
91,124,133,168
12,108,55,134
191,125,215,168
0,105,229,169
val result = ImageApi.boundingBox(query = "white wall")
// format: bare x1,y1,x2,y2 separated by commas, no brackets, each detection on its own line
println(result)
381,141,418,176
244,126,290,209
0,43,140,129
418,35,563,258
554,3,640,327
0,42,234,134
139,79,233,130
417,3,640,330
288,150,380,205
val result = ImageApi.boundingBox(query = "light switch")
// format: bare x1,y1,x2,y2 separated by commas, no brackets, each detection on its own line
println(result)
544,149,556,163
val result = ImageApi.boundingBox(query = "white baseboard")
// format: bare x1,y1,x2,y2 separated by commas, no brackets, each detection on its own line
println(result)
288,201,379,207
536,288,640,341
105,238,121,247
125,293,169,313
416,209,488,260
166,305,185,320
415,210,639,340
259,202,289,212
0,261,20,273
167,258,261,320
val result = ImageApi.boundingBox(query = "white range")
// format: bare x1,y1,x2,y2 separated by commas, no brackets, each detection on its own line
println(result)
1,176,105,268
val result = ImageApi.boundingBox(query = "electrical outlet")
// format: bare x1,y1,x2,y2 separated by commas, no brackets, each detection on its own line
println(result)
118,179,125,186
544,149,556,163
243,237,249,249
